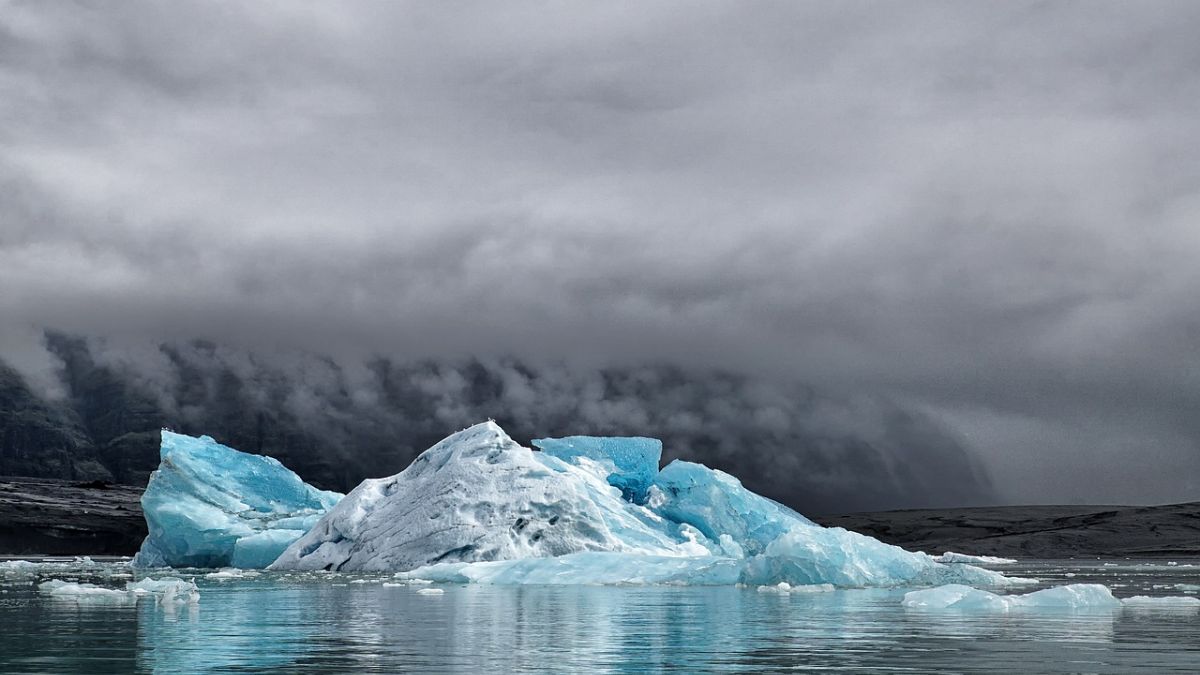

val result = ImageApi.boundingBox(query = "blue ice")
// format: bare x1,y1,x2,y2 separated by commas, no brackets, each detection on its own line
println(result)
132,431,342,568
532,435,662,503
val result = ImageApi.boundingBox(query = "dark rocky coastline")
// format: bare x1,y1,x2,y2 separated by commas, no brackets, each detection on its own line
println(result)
0,476,145,555
816,502,1200,558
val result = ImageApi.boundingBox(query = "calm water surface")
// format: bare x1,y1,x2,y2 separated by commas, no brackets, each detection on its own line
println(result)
1,558,1198,673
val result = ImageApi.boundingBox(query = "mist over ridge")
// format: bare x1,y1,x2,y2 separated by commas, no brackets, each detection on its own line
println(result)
0,332,993,514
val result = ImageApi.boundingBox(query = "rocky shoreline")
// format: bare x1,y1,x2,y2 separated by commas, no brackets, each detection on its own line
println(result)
817,502,1200,558
0,476,145,555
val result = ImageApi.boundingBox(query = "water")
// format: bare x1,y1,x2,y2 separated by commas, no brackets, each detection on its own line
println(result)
1,558,1198,673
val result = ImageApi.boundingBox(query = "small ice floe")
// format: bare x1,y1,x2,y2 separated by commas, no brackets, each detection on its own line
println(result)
904,584,1200,613
39,580,137,604
205,568,260,581
756,582,835,594
934,552,1017,565
39,577,200,607
1121,596,1200,612
127,578,201,606
416,588,444,595
903,584,1122,611
0,560,39,575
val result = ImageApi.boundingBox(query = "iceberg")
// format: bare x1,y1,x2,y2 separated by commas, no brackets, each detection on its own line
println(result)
272,421,1010,589
133,431,342,568
532,435,662,503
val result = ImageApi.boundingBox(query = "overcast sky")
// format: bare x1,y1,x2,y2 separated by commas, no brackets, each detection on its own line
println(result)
2,1,1199,504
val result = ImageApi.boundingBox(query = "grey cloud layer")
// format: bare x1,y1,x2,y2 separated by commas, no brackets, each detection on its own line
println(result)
2,2,1199,504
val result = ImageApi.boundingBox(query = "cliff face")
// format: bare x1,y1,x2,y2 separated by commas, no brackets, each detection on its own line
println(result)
0,365,109,482
0,477,145,555
0,334,996,515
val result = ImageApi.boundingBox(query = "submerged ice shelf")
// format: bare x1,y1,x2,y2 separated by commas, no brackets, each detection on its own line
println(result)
133,431,342,569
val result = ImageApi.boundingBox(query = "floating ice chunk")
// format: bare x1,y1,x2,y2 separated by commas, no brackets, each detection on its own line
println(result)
903,584,1122,611
271,422,696,572
133,431,342,568
935,552,1018,565
532,436,661,503
205,568,260,580
127,577,200,605
39,580,137,603
38,576,199,606
758,582,835,593
1121,595,1200,611
0,560,38,576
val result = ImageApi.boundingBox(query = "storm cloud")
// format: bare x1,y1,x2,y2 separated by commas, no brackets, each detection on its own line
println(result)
2,2,1199,505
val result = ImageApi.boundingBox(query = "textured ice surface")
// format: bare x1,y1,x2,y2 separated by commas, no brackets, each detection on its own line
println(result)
905,584,1200,612
271,423,697,572
133,431,342,568
39,577,199,606
649,460,1006,588
1121,595,1200,611
532,436,661,503
274,421,1010,589
649,460,815,555
934,552,1018,565
398,551,743,586
39,580,136,603
903,584,1123,611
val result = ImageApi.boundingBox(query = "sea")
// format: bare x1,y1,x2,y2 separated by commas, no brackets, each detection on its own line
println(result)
1,557,1197,673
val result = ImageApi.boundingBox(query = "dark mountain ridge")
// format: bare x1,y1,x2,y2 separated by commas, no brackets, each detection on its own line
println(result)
0,332,994,515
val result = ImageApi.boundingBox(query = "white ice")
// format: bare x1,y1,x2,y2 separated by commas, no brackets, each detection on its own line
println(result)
39,577,199,606
904,584,1200,612
271,422,697,572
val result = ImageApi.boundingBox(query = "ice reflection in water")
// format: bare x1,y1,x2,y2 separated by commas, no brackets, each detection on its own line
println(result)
1,559,1198,673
